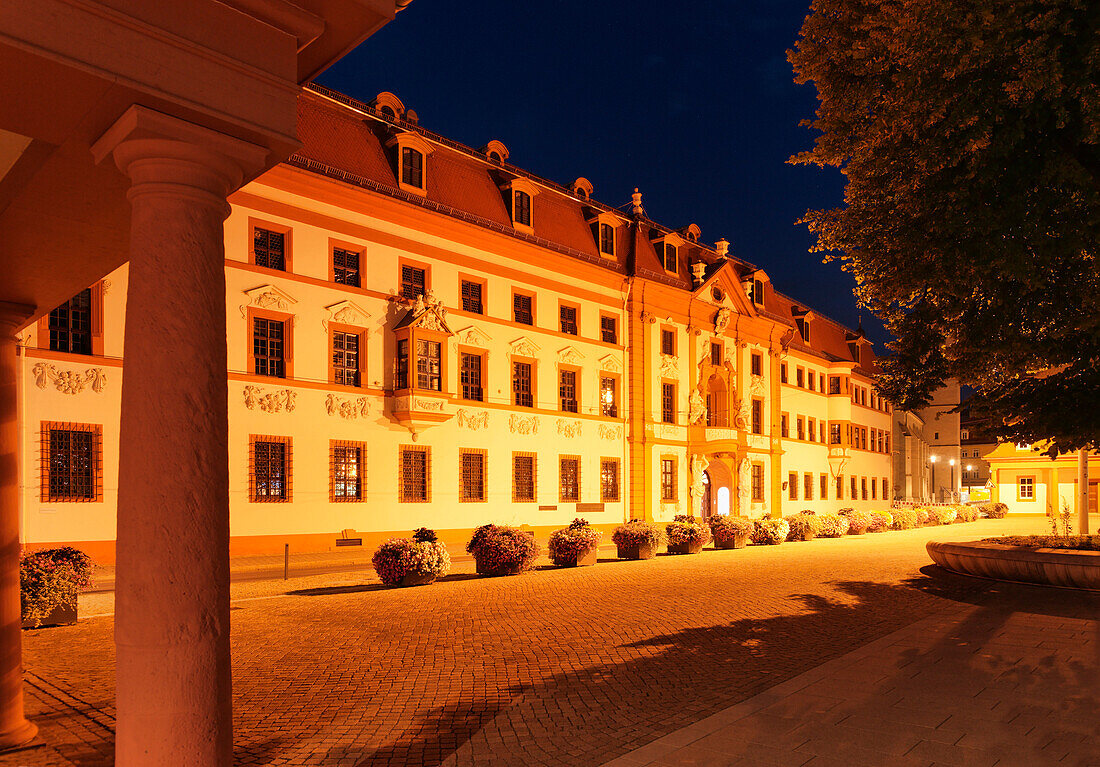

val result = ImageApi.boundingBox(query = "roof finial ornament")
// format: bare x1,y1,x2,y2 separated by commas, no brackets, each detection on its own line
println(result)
715,238,729,259
631,187,645,218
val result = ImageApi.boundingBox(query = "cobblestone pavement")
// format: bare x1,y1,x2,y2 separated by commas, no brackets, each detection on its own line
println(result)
7,516,1096,767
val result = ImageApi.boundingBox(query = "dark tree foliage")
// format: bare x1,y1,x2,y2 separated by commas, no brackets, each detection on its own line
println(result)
789,0,1100,454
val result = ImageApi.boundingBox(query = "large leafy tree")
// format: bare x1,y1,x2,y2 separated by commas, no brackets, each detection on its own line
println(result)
789,0,1100,454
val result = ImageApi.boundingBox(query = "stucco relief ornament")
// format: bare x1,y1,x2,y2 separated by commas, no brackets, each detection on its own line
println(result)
714,307,734,335
690,454,708,515
659,354,678,378
240,284,297,318
738,458,751,516
688,388,707,425
558,346,584,365
456,409,490,431
243,386,296,413
598,424,622,440
323,300,372,332
508,413,539,435
32,363,107,395
325,394,370,420
599,355,622,373
556,419,581,438
510,337,540,358
413,398,445,412
735,375,767,430
458,326,491,348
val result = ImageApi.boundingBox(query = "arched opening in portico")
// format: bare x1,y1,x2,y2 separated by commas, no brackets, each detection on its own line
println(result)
704,458,734,517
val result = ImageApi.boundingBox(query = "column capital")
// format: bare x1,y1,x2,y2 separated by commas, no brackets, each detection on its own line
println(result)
91,106,271,207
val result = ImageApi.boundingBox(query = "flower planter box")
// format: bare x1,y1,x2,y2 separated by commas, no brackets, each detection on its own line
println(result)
23,597,77,629
474,558,527,576
714,535,749,550
398,572,438,587
667,541,705,555
796,531,816,542
553,548,598,568
617,542,658,560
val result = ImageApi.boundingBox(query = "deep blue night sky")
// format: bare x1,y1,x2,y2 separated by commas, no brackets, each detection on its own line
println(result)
317,1,889,347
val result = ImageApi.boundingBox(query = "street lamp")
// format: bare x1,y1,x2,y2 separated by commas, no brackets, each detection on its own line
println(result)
949,458,956,501
965,464,973,495
930,455,938,502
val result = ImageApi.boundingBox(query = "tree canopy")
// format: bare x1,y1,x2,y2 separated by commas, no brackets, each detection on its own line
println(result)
789,0,1100,454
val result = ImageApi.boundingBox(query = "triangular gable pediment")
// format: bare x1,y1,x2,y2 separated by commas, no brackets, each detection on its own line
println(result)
456,325,492,347
240,284,297,317
557,345,584,365
396,304,453,335
509,336,541,357
693,263,756,318
324,300,372,329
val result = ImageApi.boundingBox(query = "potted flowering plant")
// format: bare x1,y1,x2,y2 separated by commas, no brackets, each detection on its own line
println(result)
372,528,451,587
891,509,918,530
915,507,933,526
784,513,821,542
709,515,754,549
817,514,850,538
844,510,874,535
21,547,93,628
549,518,603,567
867,511,894,533
612,520,665,560
467,524,540,576
666,515,711,554
930,507,958,526
752,517,790,545
982,502,1009,519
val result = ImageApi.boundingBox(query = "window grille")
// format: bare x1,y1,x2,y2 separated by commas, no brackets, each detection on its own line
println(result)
253,228,286,270
560,305,577,335
559,370,578,413
751,464,764,502
851,476,858,499
751,400,763,435
796,367,804,387
332,331,360,387
512,361,533,407
252,438,289,501
461,281,483,314
560,457,580,502
400,447,429,502
460,353,483,401
836,475,844,500
661,382,675,424
333,247,360,287
402,147,424,188
513,293,533,325
661,459,676,501
253,317,285,378
395,339,409,389
600,315,617,344
48,288,92,355
513,454,536,502
601,459,620,502
331,443,364,501
44,424,100,501
400,265,426,300
600,377,617,417
662,243,677,272
460,451,486,502
829,376,841,394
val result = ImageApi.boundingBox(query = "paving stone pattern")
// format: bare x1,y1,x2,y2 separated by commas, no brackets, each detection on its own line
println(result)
7,518,1098,766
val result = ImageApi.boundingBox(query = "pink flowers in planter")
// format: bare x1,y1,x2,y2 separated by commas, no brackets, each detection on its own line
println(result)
665,515,711,554
21,546,93,628
372,528,451,587
548,518,603,567
709,515,755,549
467,524,540,576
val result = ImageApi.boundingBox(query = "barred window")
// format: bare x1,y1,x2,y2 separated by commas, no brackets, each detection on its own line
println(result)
460,450,486,502
401,147,424,188
396,339,409,389
400,447,429,502
661,382,675,424
560,305,578,335
559,370,578,413
513,293,533,325
600,376,617,418
331,443,363,501
44,425,100,501
48,288,92,355
560,457,580,502
253,317,285,378
600,315,617,344
710,343,722,366
513,361,533,407
461,280,483,314
415,340,441,391
400,265,426,300
513,454,536,502
829,376,841,394
660,458,676,501
661,329,675,356
332,331,360,387
601,458,620,502
333,247,360,287
804,473,813,501
253,227,286,270
751,353,762,376
460,353,483,401
513,190,531,226
751,464,764,502
252,438,289,502
789,472,798,500
751,399,763,435
599,223,615,255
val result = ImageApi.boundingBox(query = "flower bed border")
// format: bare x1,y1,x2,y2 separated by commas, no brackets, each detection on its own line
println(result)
927,540,1100,591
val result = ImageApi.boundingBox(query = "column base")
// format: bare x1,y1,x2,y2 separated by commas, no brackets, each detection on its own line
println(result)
0,719,38,751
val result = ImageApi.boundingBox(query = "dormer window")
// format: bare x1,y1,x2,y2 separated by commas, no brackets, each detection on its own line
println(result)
371,92,405,121
588,211,621,259
653,233,684,275
573,177,594,200
386,131,434,197
379,106,396,119
513,190,531,226
481,140,510,165
662,243,677,273
500,178,539,232
796,316,810,343
753,279,764,306
681,223,701,243
599,224,615,256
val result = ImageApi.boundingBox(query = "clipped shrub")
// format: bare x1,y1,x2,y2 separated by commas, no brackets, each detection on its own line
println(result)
846,511,873,535
21,547,93,628
709,515,755,548
612,520,665,550
930,507,958,526
915,507,932,526
752,517,790,545
548,518,603,566
891,509,918,530
372,532,451,586
666,515,712,551
838,508,855,516
784,513,822,541
466,524,540,576
867,511,893,533
956,506,980,523
982,502,1009,519
817,514,850,538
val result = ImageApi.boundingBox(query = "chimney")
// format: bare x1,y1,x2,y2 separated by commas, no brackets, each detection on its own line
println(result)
715,238,729,259
691,261,706,285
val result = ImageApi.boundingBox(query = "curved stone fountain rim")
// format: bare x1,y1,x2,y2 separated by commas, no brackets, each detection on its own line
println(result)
927,540,1100,592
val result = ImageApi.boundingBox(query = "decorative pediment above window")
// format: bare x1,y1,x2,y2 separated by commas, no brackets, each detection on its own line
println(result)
323,300,371,331
396,296,452,335
599,354,622,373
240,284,297,317
558,346,584,365
510,336,540,358
456,325,492,348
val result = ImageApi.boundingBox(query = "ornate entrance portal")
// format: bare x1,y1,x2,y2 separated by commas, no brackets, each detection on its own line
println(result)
703,458,734,517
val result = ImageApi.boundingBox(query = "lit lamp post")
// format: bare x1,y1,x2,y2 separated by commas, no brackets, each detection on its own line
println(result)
965,464,973,496
930,455,938,502
949,458,956,502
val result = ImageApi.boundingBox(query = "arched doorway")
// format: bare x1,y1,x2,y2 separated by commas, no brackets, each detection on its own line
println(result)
704,458,734,517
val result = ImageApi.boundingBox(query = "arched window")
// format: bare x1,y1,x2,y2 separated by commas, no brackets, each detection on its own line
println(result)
513,190,531,226
379,105,396,119
401,147,424,189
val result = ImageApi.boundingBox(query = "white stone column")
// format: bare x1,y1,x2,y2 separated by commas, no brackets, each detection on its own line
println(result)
0,302,37,749
92,107,267,766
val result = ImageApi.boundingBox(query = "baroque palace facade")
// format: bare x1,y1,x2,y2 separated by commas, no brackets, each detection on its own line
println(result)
19,86,895,562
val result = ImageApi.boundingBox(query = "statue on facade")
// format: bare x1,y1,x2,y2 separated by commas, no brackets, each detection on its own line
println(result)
690,454,708,515
737,457,751,516
688,388,707,425
714,307,733,335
